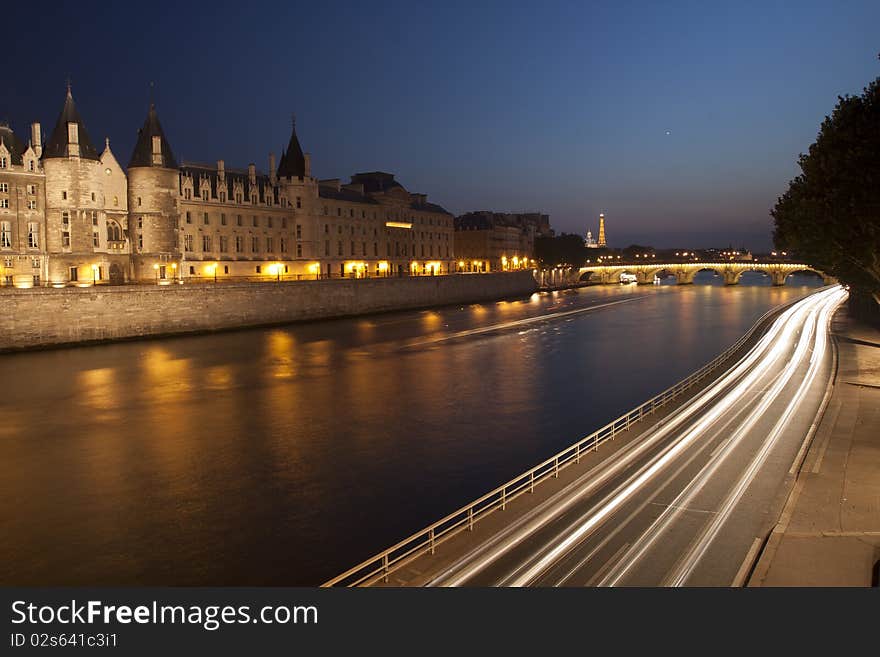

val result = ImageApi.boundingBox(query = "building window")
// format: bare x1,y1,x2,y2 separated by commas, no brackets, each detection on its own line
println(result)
219,236,228,253
202,235,212,251
186,211,192,224
93,232,100,247
31,256,40,268
184,235,194,252
62,231,70,247
252,216,258,227
203,212,209,225
324,224,328,234
350,241,355,256
235,193,242,203
224,265,229,274
61,211,70,226
296,224,302,240
282,217,288,229
69,267,78,282
137,197,142,207
0,221,11,248
219,192,226,202
91,211,98,226
337,208,341,217
324,240,329,256
236,215,242,226
0,157,6,168
28,223,39,249
137,234,143,249
255,265,261,274
62,191,67,200
337,241,343,256
235,236,243,253
280,238,287,253
0,199,8,208
266,236,274,252
0,182,7,192
184,188,192,200
91,192,96,202
29,160,34,172
297,243,302,257
201,190,209,201
189,266,195,275
137,217,143,229
251,236,259,252
113,195,118,206
296,197,302,209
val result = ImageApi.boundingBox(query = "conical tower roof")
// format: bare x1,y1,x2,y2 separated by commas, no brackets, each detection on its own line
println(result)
128,103,177,169
276,119,305,178
42,87,101,161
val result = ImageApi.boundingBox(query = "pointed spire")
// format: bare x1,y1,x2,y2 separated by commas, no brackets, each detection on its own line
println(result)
128,102,177,169
277,114,305,178
42,86,100,161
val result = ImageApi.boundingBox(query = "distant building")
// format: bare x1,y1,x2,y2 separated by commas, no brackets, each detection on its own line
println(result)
584,230,597,248
0,87,455,286
453,211,549,272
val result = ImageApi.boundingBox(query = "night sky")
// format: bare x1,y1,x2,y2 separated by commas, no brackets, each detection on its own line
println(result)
3,1,878,250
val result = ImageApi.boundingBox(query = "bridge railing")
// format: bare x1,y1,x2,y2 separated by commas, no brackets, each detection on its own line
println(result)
321,294,809,587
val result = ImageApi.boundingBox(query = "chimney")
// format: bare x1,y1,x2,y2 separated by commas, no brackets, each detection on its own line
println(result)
248,163,256,183
304,153,311,177
217,159,225,179
268,153,276,184
31,122,42,158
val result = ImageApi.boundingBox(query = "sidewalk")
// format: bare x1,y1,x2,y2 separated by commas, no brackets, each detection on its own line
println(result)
749,307,880,586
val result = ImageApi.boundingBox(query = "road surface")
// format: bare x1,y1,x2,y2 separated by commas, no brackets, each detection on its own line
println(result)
427,286,847,586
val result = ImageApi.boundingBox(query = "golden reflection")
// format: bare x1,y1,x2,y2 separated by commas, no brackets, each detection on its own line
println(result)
205,365,234,390
77,367,117,411
266,330,296,379
141,346,193,403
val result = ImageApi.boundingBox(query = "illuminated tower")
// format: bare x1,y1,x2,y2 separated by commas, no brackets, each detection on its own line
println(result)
597,213,607,247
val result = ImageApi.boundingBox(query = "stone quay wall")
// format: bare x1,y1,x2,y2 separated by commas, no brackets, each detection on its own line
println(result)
0,271,538,351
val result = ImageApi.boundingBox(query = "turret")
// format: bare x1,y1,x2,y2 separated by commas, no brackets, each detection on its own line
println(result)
127,103,180,281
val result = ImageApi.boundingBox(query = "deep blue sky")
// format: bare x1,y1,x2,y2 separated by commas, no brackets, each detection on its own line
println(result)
3,1,878,250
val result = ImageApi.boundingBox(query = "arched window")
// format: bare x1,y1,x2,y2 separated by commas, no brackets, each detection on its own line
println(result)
106,222,122,242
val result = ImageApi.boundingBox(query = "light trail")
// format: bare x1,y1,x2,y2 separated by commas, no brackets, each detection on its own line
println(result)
427,286,845,587
599,288,840,586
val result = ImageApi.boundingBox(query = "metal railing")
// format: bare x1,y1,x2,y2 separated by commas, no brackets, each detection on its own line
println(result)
322,294,809,587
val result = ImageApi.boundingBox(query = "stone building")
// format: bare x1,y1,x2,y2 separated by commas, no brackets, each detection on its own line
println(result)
1,88,455,286
453,211,549,272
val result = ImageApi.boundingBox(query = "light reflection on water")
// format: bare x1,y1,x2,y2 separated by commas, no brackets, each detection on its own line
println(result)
0,273,824,584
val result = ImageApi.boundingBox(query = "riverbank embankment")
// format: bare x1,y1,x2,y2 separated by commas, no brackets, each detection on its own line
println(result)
0,271,538,351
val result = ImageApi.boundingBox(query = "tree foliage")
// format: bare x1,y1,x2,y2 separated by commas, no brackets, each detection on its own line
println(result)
772,76,880,295
535,233,591,267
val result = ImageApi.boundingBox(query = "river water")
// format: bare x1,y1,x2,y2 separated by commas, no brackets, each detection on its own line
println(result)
0,272,824,585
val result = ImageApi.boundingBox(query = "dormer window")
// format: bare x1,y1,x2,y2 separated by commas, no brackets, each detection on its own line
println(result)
67,123,79,144
151,135,162,165
28,160,34,171
184,188,191,200
235,193,242,204
201,190,208,201
250,195,257,205
0,157,6,169
219,192,226,202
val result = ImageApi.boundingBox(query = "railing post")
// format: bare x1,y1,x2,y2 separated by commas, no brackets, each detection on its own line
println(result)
383,554,389,583
468,507,474,531
575,443,580,464
554,457,559,478
530,471,535,493
430,528,435,555
501,486,507,510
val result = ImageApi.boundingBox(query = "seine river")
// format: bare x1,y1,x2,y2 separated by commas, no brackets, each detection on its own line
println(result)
0,272,823,585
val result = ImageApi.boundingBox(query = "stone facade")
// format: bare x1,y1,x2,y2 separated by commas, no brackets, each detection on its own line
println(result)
2,89,455,286
453,211,550,272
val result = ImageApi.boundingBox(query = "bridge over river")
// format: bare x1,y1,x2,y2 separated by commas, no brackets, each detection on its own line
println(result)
540,261,834,288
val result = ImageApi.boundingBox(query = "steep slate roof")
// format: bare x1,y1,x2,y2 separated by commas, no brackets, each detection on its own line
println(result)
350,171,404,194
42,89,101,161
276,122,305,178
0,123,27,165
179,163,276,205
128,104,178,169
